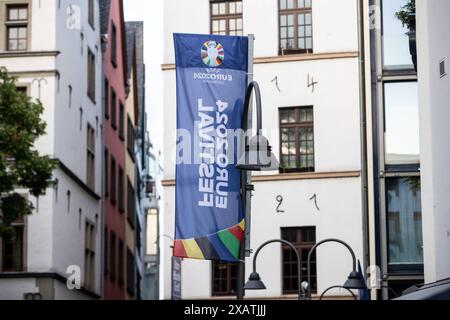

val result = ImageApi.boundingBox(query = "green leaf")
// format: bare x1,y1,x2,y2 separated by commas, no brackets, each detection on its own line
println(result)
0,67,56,238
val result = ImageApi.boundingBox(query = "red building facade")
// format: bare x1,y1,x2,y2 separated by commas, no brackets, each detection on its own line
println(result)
100,0,128,300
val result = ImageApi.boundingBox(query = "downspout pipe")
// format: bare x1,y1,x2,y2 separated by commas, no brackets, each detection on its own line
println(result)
357,0,370,278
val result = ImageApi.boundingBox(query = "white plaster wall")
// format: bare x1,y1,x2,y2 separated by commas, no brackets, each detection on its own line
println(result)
252,58,361,174
0,0,102,298
55,0,103,194
417,0,450,283
163,0,359,64
161,0,362,299
162,177,363,299
163,58,361,179
54,280,94,300
30,0,56,51
0,279,39,300
311,0,358,54
52,169,102,294
52,0,103,295
26,190,54,272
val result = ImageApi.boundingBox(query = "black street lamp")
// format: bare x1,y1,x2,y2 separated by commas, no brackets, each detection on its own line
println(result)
235,81,279,300
244,239,304,300
319,286,358,300
236,81,279,171
306,238,366,300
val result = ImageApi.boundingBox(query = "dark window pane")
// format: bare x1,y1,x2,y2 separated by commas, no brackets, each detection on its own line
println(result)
280,1,313,53
1,226,24,272
279,107,314,173
210,1,243,36
281,227,317,294
212,261,238,296
387,177,423,267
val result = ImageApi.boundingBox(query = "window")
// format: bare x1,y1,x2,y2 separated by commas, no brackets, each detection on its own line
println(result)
111,89,117,130
281,227,317,295
136,219,142,256
16,86,27,95
6,5,28,51
382,0,414,69
127,116,135,158
386,177,423,272
279,107,314,173
79,107,83,131
119,102,125,140
126,249,135,296
384,82,420,165
210,1,243,36
86,124,96,190
88,0,95,28
110,157,116,205
212,262,238,296
127,178,136,229
104,227,108,275
279,0,313,54
118,239,124,286
118,166,124,213
111,22,117,67
1,225,24,272
87,49,96,102
110,231,116,281
104,148,109,197
84,221,96,291
104,79,110,119
68,85,73,108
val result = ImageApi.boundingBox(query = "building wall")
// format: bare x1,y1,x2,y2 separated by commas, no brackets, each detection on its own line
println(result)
103,0,128,300
0,0,102,299
53,0,103,295
161,0,363,299
417,0,450,283
125,63,137,299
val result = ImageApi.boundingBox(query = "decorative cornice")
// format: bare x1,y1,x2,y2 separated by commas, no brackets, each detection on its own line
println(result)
9,69,59,77
0,272,101,299
57,160,101,201
0,50,60,58
162,171,361,187
161,51,359,71
252,170,361,182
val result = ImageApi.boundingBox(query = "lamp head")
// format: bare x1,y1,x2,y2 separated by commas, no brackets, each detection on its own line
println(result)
343,271,367,290
244,272,267,290
236,135,279,171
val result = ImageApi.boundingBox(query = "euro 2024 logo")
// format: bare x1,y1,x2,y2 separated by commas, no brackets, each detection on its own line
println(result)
201,41,224,67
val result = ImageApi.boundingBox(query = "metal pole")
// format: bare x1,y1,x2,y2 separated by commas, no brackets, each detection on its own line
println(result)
357,0,370,286
306,239,357,300
252,239,303,300
237,34,255,301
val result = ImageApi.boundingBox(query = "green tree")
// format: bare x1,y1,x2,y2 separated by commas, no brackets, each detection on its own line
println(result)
0,67,57,238
395,0,416,29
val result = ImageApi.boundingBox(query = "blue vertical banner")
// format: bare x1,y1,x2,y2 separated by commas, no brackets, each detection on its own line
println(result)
173,33,249,262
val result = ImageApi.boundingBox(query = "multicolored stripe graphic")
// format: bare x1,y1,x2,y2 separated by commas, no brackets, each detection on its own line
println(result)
174,220,245,262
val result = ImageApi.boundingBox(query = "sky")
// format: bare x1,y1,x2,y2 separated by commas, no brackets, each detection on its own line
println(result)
124,0,164,156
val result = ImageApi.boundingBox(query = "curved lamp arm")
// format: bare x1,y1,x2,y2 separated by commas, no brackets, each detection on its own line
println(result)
156,234,175,248
319,286,357,301
252,239,303,300
307,239,357,300
243,81,263,133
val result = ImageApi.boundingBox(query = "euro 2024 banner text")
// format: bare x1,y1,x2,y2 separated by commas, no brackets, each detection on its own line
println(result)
173,33,249,262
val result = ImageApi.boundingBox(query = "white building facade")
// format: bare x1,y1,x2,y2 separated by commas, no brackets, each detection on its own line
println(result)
0,0,103,299
160,0,366,299
416,0,450,284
